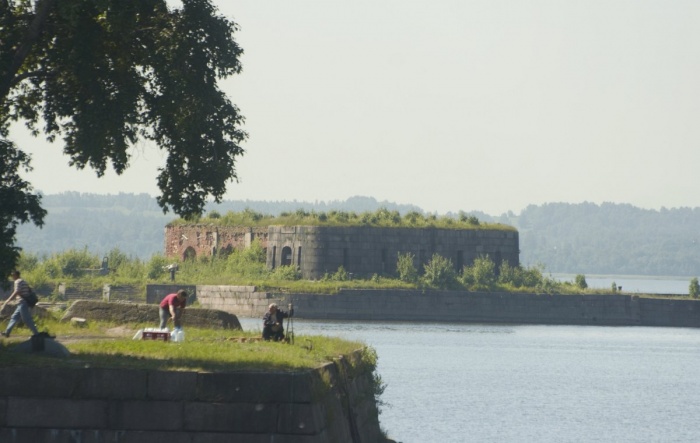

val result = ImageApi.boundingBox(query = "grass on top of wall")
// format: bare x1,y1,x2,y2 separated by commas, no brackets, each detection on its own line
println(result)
0,316,366,373
168,207,517,231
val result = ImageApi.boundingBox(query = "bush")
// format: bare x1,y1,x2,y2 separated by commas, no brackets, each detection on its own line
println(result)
53,248,100,278
241,239,267,264
332,266,349,281
521,264,546,288
423,254,458,289
575,274,588,290
690,278,700,298
396,252,419,283
271,265,301,281
471,256,497,287
146,255,171,280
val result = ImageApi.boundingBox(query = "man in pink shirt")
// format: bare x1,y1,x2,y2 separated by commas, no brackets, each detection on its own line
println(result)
159,289,188,329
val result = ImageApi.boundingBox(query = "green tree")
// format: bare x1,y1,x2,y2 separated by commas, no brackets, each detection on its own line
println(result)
423,253,457,289
0,0,246,278
690,278,700,299
396,252,418,283
0,140,46,286
462,255,497,289
575,274,588,290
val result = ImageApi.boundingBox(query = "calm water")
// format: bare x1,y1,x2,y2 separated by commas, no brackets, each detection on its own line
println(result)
240,277,700,443
240,319,700,443
553,274,693,294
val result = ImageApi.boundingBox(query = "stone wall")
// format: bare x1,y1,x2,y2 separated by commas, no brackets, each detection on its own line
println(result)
164,224,268,260
59,300,241,330
146,284,197,304
164,223,519,280
192,285,700,328
0,350,384,443
267,225,520,279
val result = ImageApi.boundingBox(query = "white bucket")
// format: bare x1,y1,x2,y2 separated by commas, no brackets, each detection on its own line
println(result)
170,327,185,343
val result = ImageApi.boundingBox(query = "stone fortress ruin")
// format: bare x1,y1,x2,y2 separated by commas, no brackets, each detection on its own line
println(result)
165,221,519,279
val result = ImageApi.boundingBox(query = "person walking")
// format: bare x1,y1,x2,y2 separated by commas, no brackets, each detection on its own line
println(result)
1,270,39,338
159,289,188,329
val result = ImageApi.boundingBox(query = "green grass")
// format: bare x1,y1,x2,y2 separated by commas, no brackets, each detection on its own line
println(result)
169,207,516,231
0,316,366,373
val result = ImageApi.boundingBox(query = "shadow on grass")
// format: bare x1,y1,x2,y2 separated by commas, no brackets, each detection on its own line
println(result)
0,338,323,373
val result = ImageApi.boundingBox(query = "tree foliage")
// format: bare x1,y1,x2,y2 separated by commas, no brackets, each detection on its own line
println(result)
517,202,700,276
422,253,458,289
690,278,699,299
396,252,419,283
0,139,46,286
0,0,246,277
461,255,497,289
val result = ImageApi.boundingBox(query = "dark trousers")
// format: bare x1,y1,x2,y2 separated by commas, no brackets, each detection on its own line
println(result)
262,326,284,341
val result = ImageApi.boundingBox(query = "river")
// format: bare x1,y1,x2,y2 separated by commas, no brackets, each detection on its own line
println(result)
239,277,700,442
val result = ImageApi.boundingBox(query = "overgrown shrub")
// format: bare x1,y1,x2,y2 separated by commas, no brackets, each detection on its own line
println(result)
497,261,524,287
271,265,301,281
470,256,497,288
396,252,419,283
423,254,458,289
690,278,699,298
575,274,588,289
51,248,100,278
331,266,349,281
146,255,170,280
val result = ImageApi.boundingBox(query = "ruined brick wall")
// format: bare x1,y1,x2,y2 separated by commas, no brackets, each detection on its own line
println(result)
267,225,520,279
165,224,519,281
164,224,268,260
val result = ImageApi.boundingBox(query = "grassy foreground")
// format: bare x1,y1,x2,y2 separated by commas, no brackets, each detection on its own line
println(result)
0,316,368,373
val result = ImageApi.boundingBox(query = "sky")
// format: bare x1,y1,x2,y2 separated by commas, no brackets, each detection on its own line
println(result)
10,0,700,216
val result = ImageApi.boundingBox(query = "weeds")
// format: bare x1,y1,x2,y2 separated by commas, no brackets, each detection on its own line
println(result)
13,242,633,298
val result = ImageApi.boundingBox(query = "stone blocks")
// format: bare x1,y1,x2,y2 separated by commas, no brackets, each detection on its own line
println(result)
0,349,383,443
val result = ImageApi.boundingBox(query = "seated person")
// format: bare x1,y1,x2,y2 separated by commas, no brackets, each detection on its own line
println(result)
262,303,293,341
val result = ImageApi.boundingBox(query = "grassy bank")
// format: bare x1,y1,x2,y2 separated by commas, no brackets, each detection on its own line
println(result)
0,315,367,373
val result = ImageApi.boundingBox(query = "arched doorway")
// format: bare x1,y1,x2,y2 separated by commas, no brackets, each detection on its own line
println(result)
183,246,197,261
281,246,293,266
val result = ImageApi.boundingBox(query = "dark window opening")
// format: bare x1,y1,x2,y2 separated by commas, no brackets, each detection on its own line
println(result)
183,247,196,261
282,246,293,266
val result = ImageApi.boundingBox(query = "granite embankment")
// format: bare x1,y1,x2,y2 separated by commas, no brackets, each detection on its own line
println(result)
184,286,700,327
1,301,386,442
0,350,384,443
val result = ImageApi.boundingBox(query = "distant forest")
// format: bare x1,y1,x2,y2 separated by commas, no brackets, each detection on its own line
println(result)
15,193,700,277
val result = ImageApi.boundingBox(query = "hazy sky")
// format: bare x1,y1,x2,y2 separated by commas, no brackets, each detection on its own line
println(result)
11,1,700,215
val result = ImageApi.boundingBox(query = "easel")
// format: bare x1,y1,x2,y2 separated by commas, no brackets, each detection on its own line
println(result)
285,301,294,345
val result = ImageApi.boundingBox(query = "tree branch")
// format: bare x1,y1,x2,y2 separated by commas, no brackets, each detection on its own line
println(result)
9,69,51,87
0,0,57,103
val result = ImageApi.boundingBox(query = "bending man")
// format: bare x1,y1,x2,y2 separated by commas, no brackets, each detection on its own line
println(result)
159,289,188,329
